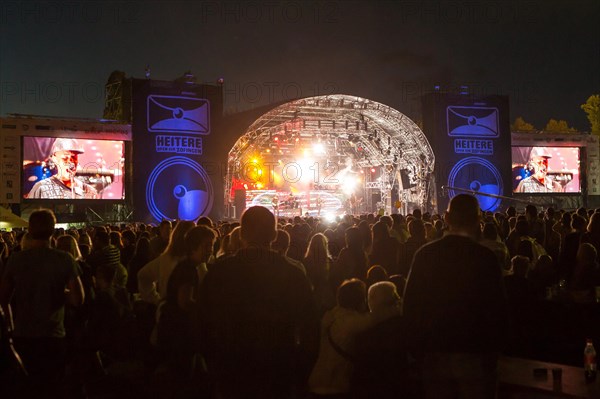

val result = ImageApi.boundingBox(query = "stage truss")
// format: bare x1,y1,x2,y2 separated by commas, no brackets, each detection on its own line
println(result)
225,94,435,215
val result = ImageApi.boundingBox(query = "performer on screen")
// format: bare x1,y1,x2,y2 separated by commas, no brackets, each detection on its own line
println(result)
515,147,563,193
26,138,98,199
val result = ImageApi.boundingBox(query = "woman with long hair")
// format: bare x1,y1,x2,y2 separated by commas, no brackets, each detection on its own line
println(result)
137,221,196,305
303,233,335,316
56,234,93,303
331,227,369,290
581,212,600,253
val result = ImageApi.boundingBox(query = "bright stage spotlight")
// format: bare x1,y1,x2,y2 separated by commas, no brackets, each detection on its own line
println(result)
342,175,358,195
297,157,316,183
313,142,326,155
245,158,264,183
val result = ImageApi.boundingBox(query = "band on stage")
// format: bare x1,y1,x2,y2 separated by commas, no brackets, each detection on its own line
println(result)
271,192,299,210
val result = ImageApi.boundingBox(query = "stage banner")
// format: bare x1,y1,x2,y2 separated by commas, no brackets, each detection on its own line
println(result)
422,94,511,212
131,79,223,223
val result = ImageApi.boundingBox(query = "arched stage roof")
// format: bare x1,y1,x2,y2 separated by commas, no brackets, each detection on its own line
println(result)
226,94,436,210
229,94,434,169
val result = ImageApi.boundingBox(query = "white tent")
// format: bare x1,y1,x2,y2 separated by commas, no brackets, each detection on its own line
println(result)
0,207,28,229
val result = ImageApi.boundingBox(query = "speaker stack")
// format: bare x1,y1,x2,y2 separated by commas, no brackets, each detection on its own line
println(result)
234,189,246,219
130,79,222,223
422,94,512,212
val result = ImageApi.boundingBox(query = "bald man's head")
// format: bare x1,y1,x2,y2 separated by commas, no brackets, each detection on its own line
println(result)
446,194,481,231
241,206,277,247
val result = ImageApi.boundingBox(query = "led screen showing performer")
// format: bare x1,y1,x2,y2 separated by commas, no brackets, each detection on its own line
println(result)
512,146,580,194
23,136,125,200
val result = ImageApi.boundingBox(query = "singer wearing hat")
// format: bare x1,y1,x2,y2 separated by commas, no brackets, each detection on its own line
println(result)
27,138,98,199
515,147,563,193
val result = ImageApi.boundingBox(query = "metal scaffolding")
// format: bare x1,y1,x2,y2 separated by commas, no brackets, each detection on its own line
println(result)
225,94,435,213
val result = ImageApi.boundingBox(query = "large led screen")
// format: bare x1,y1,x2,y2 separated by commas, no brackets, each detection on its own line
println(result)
512,146,580,194
22,136,125,200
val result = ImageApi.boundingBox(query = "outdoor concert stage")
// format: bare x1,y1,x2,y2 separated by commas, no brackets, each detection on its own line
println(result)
226,94,435,218
2,77,597,224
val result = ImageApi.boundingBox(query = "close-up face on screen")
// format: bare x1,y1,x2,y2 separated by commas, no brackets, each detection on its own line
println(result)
512,146,580,194
22,136,125,200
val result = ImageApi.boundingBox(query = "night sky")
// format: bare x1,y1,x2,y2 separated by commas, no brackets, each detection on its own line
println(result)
1,0,599,131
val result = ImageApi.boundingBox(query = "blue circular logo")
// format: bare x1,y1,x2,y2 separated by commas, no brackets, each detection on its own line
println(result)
146,156,213,222
448,156,503,212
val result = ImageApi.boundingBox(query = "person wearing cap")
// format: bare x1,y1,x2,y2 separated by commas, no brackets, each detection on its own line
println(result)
26,138,98,199
515,147,563,193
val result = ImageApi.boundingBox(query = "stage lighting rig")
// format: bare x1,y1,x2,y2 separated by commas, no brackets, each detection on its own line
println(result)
225,94,435,211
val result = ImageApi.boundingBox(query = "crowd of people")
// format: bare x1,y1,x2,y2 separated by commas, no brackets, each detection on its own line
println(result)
0,196,599,398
